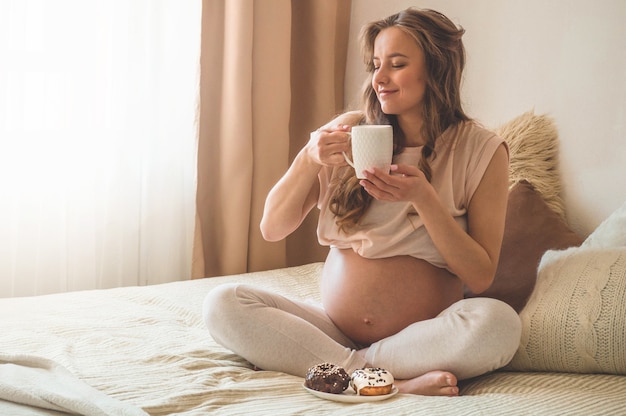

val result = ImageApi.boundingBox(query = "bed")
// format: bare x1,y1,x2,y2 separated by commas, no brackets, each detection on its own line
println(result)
2,112,626,415
2,259,626,415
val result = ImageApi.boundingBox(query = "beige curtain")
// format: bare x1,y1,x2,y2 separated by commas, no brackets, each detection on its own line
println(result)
193,0,352,278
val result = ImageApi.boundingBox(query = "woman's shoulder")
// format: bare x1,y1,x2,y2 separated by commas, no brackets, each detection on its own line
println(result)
452,119,497,138
439,121,506,204
443,120,502,151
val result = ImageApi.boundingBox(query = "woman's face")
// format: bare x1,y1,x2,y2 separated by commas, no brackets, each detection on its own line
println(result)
371,27,427,120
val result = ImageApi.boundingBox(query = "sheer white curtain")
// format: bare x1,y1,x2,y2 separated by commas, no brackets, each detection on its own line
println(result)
0,0,201,297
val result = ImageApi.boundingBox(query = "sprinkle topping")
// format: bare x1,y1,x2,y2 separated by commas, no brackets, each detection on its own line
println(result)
350,368,394,393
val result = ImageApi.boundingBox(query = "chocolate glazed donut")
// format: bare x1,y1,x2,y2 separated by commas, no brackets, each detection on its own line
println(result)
304,363,351,394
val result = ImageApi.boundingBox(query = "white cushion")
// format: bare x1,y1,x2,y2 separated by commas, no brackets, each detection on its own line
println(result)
582,201,626,248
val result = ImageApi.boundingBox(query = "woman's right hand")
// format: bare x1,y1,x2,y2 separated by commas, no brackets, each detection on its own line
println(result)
305,124,352,167
305,110,364,166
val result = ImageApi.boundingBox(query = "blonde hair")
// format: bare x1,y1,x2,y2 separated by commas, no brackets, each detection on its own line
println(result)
330,8,470,231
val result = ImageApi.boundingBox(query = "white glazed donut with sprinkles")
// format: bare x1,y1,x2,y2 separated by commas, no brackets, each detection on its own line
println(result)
350,368,394,396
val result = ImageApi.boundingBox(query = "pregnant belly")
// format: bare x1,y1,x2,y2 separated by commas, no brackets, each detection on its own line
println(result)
321,248,463,346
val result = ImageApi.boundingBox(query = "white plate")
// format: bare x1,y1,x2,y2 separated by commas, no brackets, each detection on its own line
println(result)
303,384,399,403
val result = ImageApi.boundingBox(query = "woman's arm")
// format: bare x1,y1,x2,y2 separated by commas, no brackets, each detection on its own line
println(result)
260,148,323,242
260,112,363,242
361,143,509,293
420,144,509,293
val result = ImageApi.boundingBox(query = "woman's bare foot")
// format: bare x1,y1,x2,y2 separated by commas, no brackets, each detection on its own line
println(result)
395,371,459,396
355,349,458,396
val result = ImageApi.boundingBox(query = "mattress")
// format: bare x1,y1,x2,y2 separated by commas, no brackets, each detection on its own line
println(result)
1,263,625,415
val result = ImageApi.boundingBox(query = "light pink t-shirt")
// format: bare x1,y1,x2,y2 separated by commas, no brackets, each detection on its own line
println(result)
316,121,506,271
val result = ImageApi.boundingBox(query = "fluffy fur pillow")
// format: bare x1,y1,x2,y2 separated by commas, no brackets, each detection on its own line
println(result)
497,110,566,220
465,111,582,312
506,246,626,374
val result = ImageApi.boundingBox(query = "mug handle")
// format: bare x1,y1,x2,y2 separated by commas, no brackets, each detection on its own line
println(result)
341,132,354,168
342,152,354,168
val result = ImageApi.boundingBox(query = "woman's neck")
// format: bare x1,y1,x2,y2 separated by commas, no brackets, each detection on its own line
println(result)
397,114,425,147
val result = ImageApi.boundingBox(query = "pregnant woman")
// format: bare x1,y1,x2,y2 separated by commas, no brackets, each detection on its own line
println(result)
203,7,521,396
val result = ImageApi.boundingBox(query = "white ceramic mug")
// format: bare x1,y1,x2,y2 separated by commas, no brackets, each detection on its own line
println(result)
343,125,393,179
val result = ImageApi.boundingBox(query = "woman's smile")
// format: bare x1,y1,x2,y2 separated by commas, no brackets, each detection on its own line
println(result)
377,88,398,98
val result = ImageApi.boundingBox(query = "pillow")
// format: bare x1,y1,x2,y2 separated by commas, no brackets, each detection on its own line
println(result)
496,110,566,220
465,181,583,312
506,246,626,375
582,200,626,248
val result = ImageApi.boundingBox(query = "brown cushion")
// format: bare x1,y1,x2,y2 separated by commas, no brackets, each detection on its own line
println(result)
465,180,584,312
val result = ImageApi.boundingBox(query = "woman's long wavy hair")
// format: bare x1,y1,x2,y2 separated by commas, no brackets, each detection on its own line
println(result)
330,8,470,232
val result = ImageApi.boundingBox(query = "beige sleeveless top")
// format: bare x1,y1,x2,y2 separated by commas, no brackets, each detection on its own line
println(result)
316,121,507,271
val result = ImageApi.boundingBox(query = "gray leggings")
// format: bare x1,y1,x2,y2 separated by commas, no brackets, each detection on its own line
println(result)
203,283,521,380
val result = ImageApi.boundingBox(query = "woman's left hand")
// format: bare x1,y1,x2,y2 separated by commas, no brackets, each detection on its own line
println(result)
360,163,430,204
